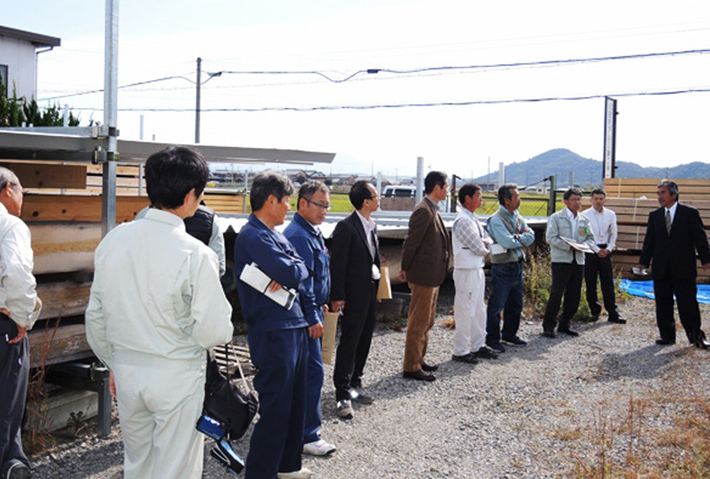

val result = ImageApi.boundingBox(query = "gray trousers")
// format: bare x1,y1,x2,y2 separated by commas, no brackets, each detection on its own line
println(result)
0,318,30,478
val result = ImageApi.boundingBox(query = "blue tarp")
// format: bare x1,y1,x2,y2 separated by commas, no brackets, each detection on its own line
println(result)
619,279,710,304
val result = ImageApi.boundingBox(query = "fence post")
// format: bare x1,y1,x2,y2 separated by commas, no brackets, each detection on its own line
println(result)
547,176,556,216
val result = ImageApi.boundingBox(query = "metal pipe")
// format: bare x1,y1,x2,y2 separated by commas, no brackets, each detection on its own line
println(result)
101,0,118,238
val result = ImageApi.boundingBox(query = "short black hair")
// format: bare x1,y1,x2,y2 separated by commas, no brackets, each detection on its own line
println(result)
349,181,373,210
298,180,330,208
250,171,294,211
591,188,606,197
145,146,208,210
497,183,518,205
563,187,583,200
458,183,481,205
658,179,679,200
424,171,447,194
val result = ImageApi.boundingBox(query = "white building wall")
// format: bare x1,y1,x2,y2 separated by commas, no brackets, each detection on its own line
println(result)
0,36,38,99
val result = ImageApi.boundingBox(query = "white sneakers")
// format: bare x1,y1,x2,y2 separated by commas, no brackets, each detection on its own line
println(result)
303,438,337,456
277,468,313,479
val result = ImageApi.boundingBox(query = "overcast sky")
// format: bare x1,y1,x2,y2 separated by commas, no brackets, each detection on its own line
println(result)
3,0,710,179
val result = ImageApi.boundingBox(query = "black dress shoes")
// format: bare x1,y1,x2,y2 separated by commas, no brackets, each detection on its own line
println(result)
403,369,436,382
542,330,556,338
655,338,675,346
608,317,627,324
590,313,600,322
694,335,710,349
558,327,580,337
349,388,374,404
421,362,438,372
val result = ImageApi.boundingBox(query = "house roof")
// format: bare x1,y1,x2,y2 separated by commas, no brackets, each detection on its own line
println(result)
0,25,61,48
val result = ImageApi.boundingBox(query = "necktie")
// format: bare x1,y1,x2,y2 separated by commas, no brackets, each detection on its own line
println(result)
665,209,672,236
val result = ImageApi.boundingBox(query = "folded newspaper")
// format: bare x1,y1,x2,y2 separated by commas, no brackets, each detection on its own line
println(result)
239,263,297,310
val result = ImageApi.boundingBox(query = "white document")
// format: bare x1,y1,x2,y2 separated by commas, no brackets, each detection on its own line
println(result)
561,237,594,254
490,244,507,256
239,262,297,310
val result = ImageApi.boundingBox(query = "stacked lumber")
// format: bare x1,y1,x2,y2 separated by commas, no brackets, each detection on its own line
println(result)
603,178,710,279
0,159,245,367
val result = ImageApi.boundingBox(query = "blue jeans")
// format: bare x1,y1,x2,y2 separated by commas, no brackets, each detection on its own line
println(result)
486,262,524,345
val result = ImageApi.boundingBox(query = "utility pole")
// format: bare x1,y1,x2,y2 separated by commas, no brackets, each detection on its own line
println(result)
195,57,201,144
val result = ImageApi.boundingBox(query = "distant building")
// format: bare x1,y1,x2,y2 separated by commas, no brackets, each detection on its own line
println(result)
0,25,60,99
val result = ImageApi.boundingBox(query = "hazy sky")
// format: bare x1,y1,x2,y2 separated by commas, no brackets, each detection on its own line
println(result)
3,0,710,179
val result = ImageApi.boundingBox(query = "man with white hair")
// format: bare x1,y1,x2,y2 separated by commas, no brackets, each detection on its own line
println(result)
0,167,42,479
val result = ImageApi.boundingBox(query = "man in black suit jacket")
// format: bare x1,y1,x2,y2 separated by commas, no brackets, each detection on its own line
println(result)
330,181,381,419
638,179,710,348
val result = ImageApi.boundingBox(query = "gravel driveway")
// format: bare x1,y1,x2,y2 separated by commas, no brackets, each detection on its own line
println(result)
29,292,710,478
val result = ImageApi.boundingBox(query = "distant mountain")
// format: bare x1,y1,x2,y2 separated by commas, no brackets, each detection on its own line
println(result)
472,149,710,188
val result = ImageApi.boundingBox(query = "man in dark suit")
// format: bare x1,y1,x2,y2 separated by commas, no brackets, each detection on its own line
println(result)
399,171,452,381
330,181,380,419
638,179,710,348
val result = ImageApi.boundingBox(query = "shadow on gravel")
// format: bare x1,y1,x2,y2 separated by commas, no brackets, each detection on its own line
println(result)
595,344,680,381
32,438,123,478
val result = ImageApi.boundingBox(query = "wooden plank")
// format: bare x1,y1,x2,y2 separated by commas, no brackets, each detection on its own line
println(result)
36,281,92,320
29,222,101,274
28,323,92,368
86,176,142,188
87,164,141,176
0,161,87,188
21,194,150,222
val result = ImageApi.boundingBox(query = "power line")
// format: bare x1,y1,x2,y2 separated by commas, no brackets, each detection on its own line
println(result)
37,47,710,101
64,86,710,113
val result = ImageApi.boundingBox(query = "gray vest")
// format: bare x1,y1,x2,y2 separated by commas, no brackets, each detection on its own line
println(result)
488,208,525,264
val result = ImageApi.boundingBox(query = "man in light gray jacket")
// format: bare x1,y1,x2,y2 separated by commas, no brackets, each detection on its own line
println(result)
542,187,595,338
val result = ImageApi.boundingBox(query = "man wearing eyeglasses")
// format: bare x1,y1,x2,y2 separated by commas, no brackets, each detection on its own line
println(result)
284,181,336,456
330,181,380,420
0,167,42,479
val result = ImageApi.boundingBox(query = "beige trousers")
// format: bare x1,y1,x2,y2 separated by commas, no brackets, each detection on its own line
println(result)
403,283,440,372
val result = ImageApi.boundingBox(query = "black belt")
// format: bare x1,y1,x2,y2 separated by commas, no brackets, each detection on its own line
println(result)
596,243,608,249
0,312,10,322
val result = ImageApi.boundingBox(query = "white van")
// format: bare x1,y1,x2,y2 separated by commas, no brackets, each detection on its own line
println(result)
382,185,416,198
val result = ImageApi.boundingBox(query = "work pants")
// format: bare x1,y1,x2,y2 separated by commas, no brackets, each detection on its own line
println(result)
453,268,487,356
403,283,439,373
247,327,308,479
304,335,323,444
543,262,584,332
112,349,206,479
0,319,30,478
584,252,621,320
333,283,377,402
654,273,704,344
486,261,524,345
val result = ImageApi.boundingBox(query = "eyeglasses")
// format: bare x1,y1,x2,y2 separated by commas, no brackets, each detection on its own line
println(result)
306,199,333,211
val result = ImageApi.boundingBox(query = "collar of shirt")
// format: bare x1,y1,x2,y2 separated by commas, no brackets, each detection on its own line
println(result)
293,212,320,237
563,207,579,221
666,202,678,221
0,202,8,216
498,204,519,221
145,208,186,229
425,195,441,211
356,210,376,235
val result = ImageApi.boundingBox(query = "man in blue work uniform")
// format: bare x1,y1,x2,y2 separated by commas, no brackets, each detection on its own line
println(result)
284,180,336,457
235,171,314,479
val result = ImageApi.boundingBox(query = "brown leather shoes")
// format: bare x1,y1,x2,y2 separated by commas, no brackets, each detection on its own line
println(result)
403,369,436,382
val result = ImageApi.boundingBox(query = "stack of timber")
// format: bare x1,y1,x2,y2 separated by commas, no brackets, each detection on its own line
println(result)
602,178,710,279
0,160,246,368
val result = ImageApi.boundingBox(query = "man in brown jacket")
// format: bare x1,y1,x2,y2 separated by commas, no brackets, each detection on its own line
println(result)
399,171,452,381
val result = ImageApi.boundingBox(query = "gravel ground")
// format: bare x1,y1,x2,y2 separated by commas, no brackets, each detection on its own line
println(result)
29,285,710,478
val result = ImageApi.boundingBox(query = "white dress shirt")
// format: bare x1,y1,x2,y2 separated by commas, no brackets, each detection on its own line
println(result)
666,201,678,225
0,203,41,329
356,210,381,280
582,206,618,253
85,208,233,369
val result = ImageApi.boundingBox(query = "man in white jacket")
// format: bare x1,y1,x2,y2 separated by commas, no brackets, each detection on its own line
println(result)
86,147,233,479
0,167,42,479
451,183,496,363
